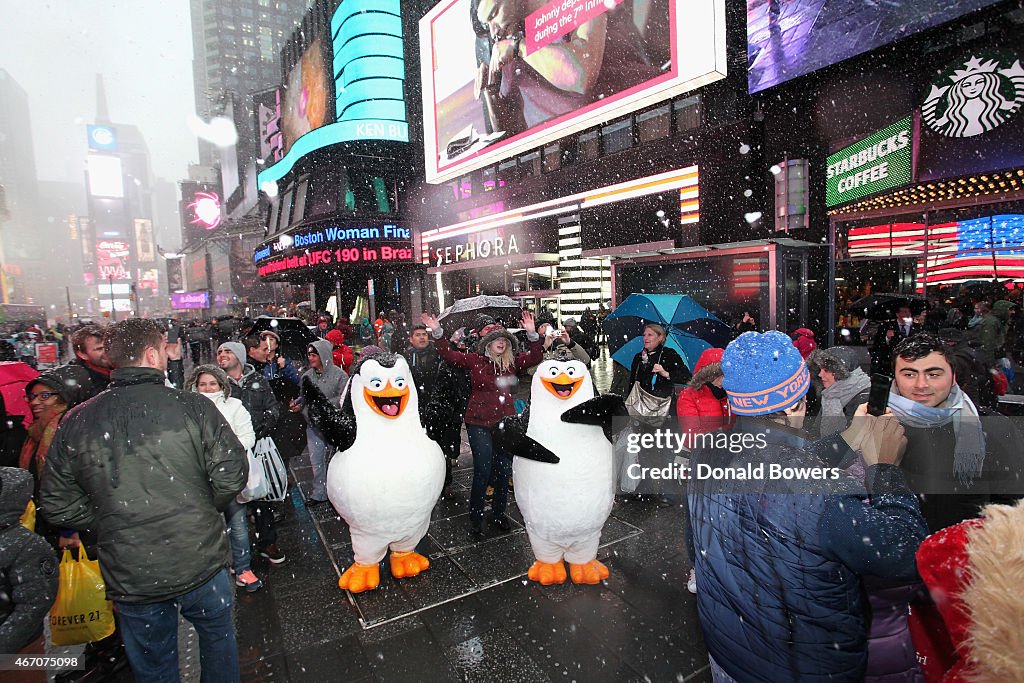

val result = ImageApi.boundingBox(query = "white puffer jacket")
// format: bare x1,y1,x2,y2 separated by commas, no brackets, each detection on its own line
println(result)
199,391,256,451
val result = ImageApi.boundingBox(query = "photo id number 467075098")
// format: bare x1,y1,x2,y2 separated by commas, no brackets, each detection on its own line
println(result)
0,655,82,670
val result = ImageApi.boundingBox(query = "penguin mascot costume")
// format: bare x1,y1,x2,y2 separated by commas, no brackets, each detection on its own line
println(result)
303,352,454,593
498,348,627,585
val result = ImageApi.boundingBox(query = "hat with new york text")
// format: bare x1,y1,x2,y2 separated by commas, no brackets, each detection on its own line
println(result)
722,331,809,416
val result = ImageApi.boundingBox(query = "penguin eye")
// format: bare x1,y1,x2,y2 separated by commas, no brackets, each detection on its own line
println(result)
547,367,559,377
566,367,576,377
393,377,406,389
368,378,384,391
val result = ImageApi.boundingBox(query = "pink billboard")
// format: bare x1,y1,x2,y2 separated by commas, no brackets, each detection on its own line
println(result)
419,0,726,184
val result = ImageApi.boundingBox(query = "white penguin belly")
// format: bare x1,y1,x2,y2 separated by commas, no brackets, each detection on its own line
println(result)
515,423,614,546
327,433,445,539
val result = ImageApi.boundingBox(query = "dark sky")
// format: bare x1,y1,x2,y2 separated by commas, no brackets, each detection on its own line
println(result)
0,0,198,183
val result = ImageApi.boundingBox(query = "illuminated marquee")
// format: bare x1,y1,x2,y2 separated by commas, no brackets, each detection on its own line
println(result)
254,221,417,278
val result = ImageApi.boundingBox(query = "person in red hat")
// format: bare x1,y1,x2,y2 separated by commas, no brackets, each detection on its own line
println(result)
911,498,1024,682
791,327,817,359
675,347,729,594
324,329,354,373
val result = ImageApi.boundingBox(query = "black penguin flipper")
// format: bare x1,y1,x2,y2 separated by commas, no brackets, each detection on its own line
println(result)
560,394,629,442
496,411,560,464
303,376,357,452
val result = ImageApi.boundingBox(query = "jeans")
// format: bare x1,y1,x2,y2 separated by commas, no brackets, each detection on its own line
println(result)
306,425,329,501
223,500,251,573
117,568,239,683
249,501,276,549
466,424,511,523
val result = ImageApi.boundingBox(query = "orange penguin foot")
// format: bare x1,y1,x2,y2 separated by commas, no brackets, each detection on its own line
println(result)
338,563,380,593
569,559,609,585
389,551,430,579
527,560,567,585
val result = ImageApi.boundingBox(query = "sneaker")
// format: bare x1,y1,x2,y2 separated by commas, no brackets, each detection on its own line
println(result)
468,519,485,540
259,543,286,564
235,570,263,592
687,569,697,594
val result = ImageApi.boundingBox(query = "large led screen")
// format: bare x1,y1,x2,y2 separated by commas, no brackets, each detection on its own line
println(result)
258,0,409,187
420,0,726,184
747,0,1002,94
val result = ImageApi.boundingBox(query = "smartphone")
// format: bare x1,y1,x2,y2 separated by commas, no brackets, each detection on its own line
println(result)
167,325,181,344
866,373,892,416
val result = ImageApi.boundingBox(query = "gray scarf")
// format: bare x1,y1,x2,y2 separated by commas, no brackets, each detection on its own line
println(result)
819,368,872,436
888,382,986,484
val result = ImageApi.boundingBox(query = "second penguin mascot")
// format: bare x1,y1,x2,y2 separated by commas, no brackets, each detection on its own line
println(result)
499,349,627,585
303,352,452,593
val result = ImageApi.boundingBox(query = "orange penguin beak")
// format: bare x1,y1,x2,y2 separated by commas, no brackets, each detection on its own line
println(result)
363,381,410,418
541,373,582,400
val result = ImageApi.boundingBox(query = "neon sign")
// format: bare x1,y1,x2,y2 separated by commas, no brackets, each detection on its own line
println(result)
258,244,416,277
188,191,222,230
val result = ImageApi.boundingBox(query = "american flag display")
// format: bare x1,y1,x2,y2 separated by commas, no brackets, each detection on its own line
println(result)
846,214,1024,289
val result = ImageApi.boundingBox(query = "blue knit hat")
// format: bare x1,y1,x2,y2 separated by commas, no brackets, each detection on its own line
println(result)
722,331,810,416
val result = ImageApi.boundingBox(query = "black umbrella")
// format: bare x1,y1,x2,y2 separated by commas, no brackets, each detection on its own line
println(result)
847,294,926,321
242,316,317,362
437,295,523,332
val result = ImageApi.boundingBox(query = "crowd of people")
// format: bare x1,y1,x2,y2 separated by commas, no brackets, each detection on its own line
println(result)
0,295,1021,682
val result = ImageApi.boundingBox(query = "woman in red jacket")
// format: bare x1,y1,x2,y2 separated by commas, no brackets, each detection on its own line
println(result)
421,311,543,538
675,347,728,594
324,329,354,373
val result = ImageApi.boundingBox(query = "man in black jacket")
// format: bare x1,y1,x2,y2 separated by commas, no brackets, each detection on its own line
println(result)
405,325,470,487
40,319,247,683
217,341,286,564
67,326,113,395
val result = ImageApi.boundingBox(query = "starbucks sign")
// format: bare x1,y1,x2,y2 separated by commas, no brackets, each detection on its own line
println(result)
922,52,1024,138
826,116,913,208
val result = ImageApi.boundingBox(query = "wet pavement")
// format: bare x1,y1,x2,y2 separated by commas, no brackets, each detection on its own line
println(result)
227,434,710,683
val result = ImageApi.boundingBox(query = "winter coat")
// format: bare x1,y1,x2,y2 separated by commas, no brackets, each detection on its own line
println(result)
910,499,1024,683
628,344,690,416
39,367,248,603
0,467,58,654
325,330,354,373
817,368,871,437
676,348,728,434
67,357,111,397
433,331,543,428
257,354,301,403
405,344,471,460
976,314,1005,355
227,364,280,440
899,413,1024,533
185,366,255,450
688,420,928,683
301,339,347,413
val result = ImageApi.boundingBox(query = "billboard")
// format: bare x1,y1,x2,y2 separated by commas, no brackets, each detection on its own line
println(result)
826,116,912,207
87,154,124,198
747,0,1002,94
254,221,417,279
918,49,1024,182
254,89,284,165
257,0,409,187
87,125,117,152
180,181,221,246
166,256,184,293
134,218,155,262
171,291,211,310
420,0,725,184
95,240,131,280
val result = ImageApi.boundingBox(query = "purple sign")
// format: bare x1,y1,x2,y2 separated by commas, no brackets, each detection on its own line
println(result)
171,291,210,309
214,293,232,307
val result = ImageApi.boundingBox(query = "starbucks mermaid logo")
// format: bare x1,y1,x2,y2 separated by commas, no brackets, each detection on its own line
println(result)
922,54,1024,138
